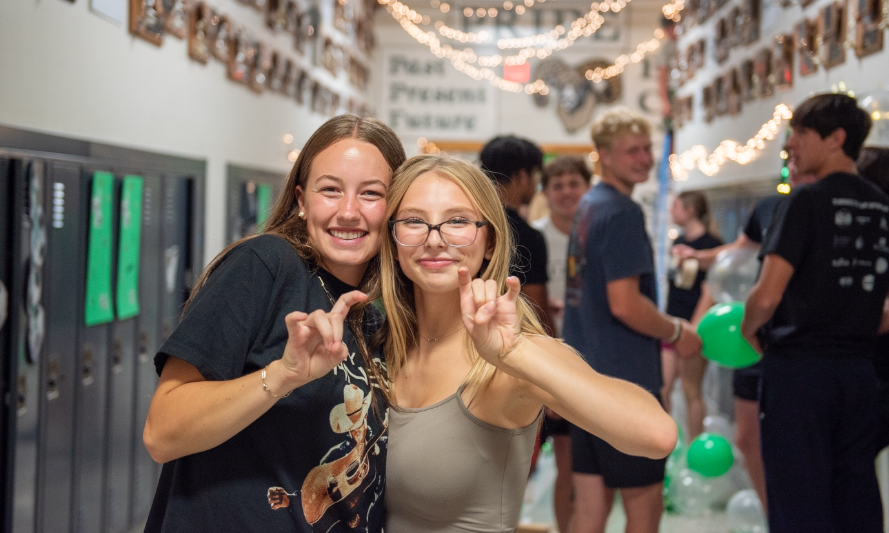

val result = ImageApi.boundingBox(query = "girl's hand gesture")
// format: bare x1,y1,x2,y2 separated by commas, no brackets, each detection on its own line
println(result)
280,290,367,386
458,267,524,365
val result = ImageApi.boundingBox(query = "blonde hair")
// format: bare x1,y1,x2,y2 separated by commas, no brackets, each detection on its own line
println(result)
591,108,652,151
375,155,547,398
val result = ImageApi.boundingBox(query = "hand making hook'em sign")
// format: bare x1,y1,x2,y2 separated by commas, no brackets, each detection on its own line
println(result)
457,267,525,365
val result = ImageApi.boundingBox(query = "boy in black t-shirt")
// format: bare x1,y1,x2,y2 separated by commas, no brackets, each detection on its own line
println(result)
741,94,889,533
479,135,554,336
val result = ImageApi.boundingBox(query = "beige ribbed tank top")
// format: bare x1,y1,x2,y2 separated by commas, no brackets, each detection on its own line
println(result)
385,384,542,533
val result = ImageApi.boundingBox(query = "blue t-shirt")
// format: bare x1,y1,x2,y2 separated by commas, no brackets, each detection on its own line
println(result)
563,183,662,395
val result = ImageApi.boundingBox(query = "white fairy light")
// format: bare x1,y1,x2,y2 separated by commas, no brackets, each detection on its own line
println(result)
669,105,794,180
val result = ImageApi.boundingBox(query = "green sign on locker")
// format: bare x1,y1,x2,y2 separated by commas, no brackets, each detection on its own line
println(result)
84,171,115,326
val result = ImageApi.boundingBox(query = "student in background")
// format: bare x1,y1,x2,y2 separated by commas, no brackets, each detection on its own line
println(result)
742,94,887,532
661,191,722,439
564,110,702,533
531,155,592,532
480,136,556,335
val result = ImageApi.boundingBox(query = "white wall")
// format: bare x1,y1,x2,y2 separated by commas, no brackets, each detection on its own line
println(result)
0,0,362,261
673,0,889,191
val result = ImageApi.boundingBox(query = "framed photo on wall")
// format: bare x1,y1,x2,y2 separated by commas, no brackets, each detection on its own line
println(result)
796,18,819,76
820,2,847,68
129,0,165,46
855,0,884,58
773,33,794,90
189,2,211,63
755,47,774,98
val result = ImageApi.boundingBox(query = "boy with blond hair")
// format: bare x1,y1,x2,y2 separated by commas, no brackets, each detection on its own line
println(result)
564,110,701,533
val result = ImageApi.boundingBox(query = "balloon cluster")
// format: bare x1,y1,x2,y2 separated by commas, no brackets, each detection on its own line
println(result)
696,247,762,368
664,417,766,529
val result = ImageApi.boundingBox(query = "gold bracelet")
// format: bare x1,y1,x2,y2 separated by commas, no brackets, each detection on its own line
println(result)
261,365,292,398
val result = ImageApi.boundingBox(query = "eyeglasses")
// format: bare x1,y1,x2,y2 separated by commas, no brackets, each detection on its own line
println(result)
389,218,489,247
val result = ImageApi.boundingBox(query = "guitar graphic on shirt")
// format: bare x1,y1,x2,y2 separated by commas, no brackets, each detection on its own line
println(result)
301,427,387,524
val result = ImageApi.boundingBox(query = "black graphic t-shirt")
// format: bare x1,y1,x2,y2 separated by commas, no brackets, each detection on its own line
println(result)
666,232,723,320
744,195,785,244
505,207,549,286
145,235,388,533
563,183,662,395
761,173,889,357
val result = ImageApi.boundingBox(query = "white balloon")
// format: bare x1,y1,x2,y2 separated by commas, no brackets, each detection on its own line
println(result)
727,489,768,533
703,414,734,440
706,247,759,303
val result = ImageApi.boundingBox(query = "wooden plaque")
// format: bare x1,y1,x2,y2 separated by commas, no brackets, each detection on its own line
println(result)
796,18,819,76
209,14,231,63
228,29,251,84
819,2,847,68
755,47,774,98
740,59,756,101
164,0,188,39
248,42,272,93
703,85,715,123
856,0,884,57
773,33,794,90
741,0,761,44
130,0,165,46
188,2,210,63
715,18,730,64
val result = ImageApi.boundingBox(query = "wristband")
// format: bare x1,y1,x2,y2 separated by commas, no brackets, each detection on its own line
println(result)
666,318,683,344
262,365,292,398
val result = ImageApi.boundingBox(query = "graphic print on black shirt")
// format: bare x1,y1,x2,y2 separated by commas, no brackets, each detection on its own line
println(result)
147,235,388,533
761,173,889,356
267,383,388,530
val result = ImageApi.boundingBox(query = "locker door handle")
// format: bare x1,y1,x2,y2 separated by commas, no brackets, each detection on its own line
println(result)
82,346,94,386
139,330,149,363
112,339,123,373
17,375,27,414
47,359,60,400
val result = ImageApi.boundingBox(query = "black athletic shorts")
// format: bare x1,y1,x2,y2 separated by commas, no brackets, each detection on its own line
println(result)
571,425,666,488
733,362,762,402
540,413,572,441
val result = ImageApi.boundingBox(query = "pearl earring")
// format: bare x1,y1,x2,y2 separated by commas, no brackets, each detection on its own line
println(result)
298,210,305,219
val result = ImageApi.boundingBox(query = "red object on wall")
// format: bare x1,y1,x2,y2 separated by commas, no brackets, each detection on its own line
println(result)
504,62,531,83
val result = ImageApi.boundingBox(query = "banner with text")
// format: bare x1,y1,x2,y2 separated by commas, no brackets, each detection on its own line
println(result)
381,49,496,141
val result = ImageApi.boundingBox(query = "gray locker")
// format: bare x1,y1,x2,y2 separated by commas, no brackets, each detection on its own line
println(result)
72,168,110,533
104,175,137,533
1,157,12,533
35,161,81,532
10,159,43,533
131,174,162,524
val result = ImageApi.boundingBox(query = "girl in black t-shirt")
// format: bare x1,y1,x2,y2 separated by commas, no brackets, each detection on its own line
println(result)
661,191,722,439
142,116,405,533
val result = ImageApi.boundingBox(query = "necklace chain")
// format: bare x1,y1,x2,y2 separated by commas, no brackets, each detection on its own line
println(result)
317,275,336,306
421,324,465,342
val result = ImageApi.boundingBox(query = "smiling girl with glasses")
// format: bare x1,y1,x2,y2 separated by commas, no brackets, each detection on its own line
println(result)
375,155,678,533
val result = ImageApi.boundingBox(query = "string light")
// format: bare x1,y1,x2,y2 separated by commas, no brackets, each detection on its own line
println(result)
432,0,626,47
662,0,684,21
586,30,662,82
669,104,793,181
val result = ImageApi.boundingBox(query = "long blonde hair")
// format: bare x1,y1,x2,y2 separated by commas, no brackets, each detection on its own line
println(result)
374,155,547,398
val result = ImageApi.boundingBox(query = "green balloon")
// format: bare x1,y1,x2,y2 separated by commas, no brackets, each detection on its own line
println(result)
687,433,734,477
696,302,761,369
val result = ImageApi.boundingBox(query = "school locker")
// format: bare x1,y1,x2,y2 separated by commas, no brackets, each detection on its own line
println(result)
72,167,112,533
1,156,16,533
131,174,162,524
104,174,139,533
35,161,81,532
9,159,43,533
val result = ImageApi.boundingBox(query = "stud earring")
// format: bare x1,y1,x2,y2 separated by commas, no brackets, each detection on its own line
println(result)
298,210,305,219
